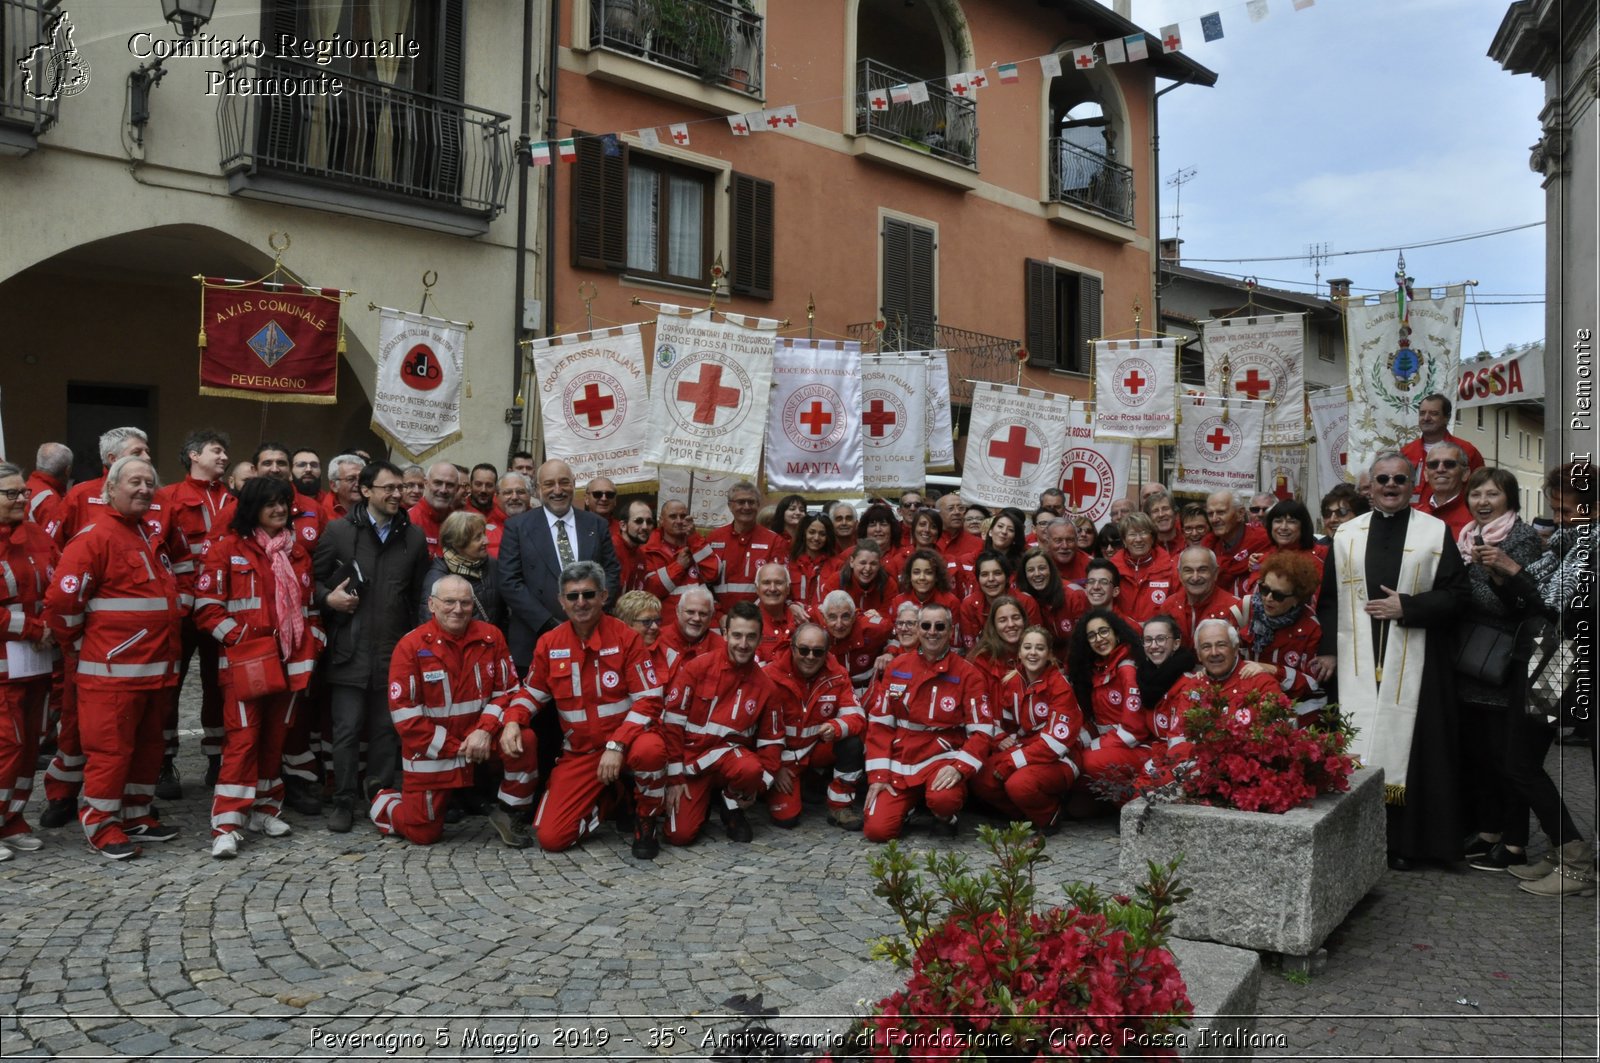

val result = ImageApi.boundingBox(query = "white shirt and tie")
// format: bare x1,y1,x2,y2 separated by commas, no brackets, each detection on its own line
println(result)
546,506,577,567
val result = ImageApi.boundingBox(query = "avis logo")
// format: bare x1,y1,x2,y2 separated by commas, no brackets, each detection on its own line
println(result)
18,10,92,102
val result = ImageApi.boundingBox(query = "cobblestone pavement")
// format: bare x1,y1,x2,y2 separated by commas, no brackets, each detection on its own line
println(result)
0,676,1595,1060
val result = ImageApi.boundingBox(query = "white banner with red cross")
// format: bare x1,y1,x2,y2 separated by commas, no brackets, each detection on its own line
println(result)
764,338,864,496
1060,402,1133,528
1259,445,1308,505
1092,337,1179,441
1308,387,1351,494
528,322,652,487
921,349,956,471
960,383,1074,511
371,307,467,460
644,311,774,479
1174,394,1269,496
861,353,929,494
1202,313,1307,446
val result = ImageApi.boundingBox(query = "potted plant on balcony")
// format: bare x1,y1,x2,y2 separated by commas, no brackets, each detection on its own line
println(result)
602,0,642,45
725,0,760,91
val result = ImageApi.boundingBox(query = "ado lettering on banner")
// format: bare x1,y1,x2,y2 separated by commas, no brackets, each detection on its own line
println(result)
371,308,467,460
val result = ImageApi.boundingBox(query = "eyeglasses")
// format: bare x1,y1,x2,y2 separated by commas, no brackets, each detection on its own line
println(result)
894,619,917,628
0,487,31,501
1249,505,1269,514
371,483,405,494
588,490,616,500
1086,628,1115,642
919,621,949,631
1260,586,1296,602
1373,474,1409,486
1143,634,1173,645
794,645,828,658
1323,506,1352,518
633,616,662,627
563,590,599,602
1425,460,1460,470
431,597,474,610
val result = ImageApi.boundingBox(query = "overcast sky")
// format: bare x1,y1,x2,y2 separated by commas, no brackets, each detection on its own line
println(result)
1121,0,1547,353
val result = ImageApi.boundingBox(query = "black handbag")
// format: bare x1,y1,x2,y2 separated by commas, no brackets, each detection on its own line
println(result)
1453,618,1519,687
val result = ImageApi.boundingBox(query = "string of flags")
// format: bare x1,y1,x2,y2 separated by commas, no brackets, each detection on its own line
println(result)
521,0,1318,163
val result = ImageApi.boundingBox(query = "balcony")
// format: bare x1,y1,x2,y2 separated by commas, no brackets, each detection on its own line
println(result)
588,0,764,97
854,58,977,171
216,57,512,237
1049,137,1134,226
848,320,1020,407
1,0,63,154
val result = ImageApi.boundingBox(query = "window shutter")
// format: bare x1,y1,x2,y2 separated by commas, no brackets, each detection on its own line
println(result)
1025,259,1057,365
571,131,628,271
906,223,936,346
880,217,910,344
258,0,304,162
1074,273,1102,371
435,0,466,200
730,172,774,299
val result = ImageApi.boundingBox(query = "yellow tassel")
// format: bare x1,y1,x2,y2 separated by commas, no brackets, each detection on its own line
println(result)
1384,783,1407,806
197,327,207,348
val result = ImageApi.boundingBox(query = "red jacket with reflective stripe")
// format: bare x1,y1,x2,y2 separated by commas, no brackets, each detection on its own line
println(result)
388,618,519,790
501,615,663,755
637,529,719,601
26,471,66,541
763,649,862,763
661,650,784,781
407,501,452,560
991,667,1083,779
865,649,995,786
45,507,186,690
0,521,59,682
191,532,322,692
1172,586,1245,647
156,476,237,563
1206,523,1270,598
55,475,103,545
1151,661,1285,763
1083,644,1148,749
1113,547,1179,624
707,522,785,610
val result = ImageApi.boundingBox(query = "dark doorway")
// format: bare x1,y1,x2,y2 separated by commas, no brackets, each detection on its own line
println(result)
66,383,154,483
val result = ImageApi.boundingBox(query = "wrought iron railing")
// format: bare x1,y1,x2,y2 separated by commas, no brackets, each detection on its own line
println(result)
848,320,1021,407
1049,137,1134,224
1,0,64,135
854,58,977,169
217,56,512,218
590,0,764,96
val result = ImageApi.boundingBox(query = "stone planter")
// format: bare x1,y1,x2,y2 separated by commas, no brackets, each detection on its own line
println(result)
1119,766,1386,965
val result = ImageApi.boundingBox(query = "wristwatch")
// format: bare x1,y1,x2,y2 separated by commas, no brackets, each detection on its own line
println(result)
604,740,625,754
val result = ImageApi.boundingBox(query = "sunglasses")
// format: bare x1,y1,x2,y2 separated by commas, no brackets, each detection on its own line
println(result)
1249,506,1269,513
1425,460,1460,470
1260,586,1296,602
919,621,949,631
1373,473,1409,486
563,590,599,601
794,645,828,658
589,490,617,499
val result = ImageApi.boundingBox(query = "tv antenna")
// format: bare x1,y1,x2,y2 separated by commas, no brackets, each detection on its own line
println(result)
1165,167,1198,240
1306,241,1331,285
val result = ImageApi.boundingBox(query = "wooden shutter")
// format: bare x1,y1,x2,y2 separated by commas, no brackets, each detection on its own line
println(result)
881,218,936,346
1025,259,1057,365
434,0,466,200
906,223,936,345
1074,272,1103,372
258,0,304,164
571,131,628,271
880,217,910,343
730,172,774,299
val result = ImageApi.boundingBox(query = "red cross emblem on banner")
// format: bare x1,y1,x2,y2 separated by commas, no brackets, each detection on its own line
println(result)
989,425,1041,477
766,114,784,129
676,363,741,425
571,382,615,427
1205,426,1232,453
1234,368,1272,400
863,400,897,438
1076,52,1095,68
951,81,969,96
798,400,833,436
1063,465,1099,507
1123,369,1147,395
672,129,689,144
870,94,888,111
1163,33,1181,50
779,113,798,127
968,71,987,88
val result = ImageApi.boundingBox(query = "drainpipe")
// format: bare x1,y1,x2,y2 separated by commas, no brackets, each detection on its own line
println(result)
510,0,538,465
1151,73,1193,485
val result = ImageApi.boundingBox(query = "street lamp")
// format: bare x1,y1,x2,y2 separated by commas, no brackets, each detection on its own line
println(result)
129,0,217,146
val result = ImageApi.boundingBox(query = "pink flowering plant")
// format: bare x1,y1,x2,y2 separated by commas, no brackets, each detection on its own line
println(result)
826,824,1193,1060
1176,686,1357,814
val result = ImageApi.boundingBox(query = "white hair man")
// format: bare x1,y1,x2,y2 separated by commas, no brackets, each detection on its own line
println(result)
56,427,150,544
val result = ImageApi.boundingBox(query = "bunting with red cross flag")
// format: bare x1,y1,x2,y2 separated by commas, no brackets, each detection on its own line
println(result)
1202,313,1307,446
1174,393,1268,496
529,321,653,488
1092,337,1179,442
764,338,863,497
960,383,1074,511
861,353,929,494
644,309,773,479
1060,401,1133,529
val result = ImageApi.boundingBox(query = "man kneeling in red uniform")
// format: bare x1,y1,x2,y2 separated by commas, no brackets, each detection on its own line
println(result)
764,622,865,829
370,575,539,846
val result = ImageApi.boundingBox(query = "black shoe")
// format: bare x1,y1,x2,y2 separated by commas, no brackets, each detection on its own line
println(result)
1387,855,1415,872
39,798,76,829
444,803,465,825
125,821,179,843
155,759,182,800
203,756,221,788
283,781,322,816
724,807,753,844
1464,834,1498,859
931,814,959,838
486,804,531,849
631,817,660,860
327,805,354,833
456,791,485,817
1469,842,1528,872
96,840,141,861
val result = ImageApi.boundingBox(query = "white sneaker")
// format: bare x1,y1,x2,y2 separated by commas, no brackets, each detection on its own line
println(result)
248,812,293,837
0,842,12,862
4,833,43,852
210,831,241,859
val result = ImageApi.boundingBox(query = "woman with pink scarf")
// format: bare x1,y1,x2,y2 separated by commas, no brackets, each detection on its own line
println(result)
193,476,323,860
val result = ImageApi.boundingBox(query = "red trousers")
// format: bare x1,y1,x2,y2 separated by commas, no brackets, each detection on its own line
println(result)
79,688,168,848
0,678,48,838
1079,743,1147,793
168,620,222,758
369,741,541,846
281,672,332,786
862,777,968,843
766,741,859,824
43,666,82,803
970,752,1079,829
209,688,297,837
534,735,668,852
664,747,767,845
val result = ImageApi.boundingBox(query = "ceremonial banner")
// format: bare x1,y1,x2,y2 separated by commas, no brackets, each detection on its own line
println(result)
1202,314,1307,445
371,308,467,460
644,312,773,478
530,323,651,487
1060,402,1133,528
1260,445,1308,503
922,349,956,470
765,339,863,496
1345,284,1465,471
1308,387,1351,492
1455,346,1545,410
861,354,928,494
198,278,343,403
657,466,736,531
960,384,1073,511
1093,337,1179,441
1174,395,1268,496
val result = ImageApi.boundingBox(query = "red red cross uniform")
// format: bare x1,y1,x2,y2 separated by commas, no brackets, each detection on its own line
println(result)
1172,586,1245,647
369,618,538,844
53,475,105,545
658,624,725,682
407,502,452,560
157,476,237,761
25,470,66,541
956,591,1041,653
1237,599,1326,717
1139,662,1285,791
1019,584,1090,663
0,520,59,845
464,500,508,558
502,616,666,852
707,522,785,612
862,649,996,842
971,667,1083,829
786,553,835,608
45,507,188,852
637,529,719,604
1113,548,1179,625
822,612,894,695
754,603,798,665
1206,523,1270,598
1402,434,1485,504
280,497,332,791
763,648,864,823
1076,644,1151,790
660,651,784,845
192,531,323,836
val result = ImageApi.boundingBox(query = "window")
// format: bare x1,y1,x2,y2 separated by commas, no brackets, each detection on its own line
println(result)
1317,331,1335,363
1476,408,1483,429
880,218,936,347
625,157,713,287
1025,259,1102,374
